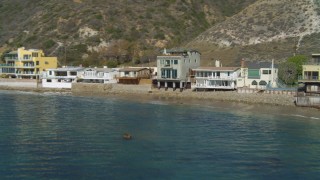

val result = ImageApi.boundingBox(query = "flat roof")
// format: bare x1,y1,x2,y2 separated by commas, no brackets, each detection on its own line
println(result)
119,67,149,72
194,67,240,71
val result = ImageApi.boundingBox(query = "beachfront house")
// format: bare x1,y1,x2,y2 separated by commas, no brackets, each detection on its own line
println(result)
156,49,200,91
298,54,320,93
296,54,320,107
192,65,240,91
117,67,151,84
1,47,57,79
42,67,84,89
78,67,119,84
237,60,278,89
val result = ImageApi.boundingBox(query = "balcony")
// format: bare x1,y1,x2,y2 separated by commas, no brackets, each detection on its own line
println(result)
4,57,18,61
195,76,237,81
299,75,320,83
0,64,15,67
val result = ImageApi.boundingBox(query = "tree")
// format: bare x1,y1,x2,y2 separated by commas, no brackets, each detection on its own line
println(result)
287,55,308,76
278,61,297,85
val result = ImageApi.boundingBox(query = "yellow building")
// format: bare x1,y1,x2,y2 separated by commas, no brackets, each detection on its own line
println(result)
1,47,57,79
299,54,320,93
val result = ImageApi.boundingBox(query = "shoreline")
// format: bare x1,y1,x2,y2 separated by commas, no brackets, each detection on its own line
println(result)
0,84,296,107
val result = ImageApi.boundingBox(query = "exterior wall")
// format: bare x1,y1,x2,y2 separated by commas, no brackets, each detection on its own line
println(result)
42,79,72,89
302,65,320,80
1,47,57,79
156,50,201,89
237,67,278,89
192,70,240,90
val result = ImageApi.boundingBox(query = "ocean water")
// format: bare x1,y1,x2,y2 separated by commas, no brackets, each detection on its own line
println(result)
0,90,320,179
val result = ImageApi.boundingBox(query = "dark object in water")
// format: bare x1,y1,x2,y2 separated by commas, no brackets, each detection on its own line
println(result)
123,133,133,140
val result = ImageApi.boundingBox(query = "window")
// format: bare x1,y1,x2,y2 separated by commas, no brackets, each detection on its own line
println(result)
217,72,220,77
46,79,52,82
262,70,271,74
49,71,52,75
166,69,171,78
45,61,49,65
172,69,177,78
23,55,30,60
161,69,165,78
174,60,178,64
32,53,38,57
125,71,129,76
70,72,77,76
195,59,197,63
228,72,230,76
165,60,170,66
36,61,39,65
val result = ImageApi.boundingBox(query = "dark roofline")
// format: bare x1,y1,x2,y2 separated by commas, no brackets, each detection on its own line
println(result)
161,48,201,55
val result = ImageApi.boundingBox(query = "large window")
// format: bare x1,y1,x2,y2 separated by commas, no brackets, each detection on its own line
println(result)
165,60,170,66
262,70,271,74
174,60,178,64
172,69,177,78
161,69,165,78
248,69,260,79
166,69,171,78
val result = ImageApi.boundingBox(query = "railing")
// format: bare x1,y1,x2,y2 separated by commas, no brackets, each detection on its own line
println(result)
0,64,15,67
195,76,237,80
4,57,18,61
299,75,320,81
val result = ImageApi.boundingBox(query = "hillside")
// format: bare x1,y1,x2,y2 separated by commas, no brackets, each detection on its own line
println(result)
0,0,257,67
188,0,320,66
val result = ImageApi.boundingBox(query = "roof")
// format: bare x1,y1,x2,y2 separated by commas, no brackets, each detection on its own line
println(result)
6,51,18,55
85,68,115,73
47,67,85,71
245,61,278,69
194,67,240,71
161,48,201,55
119,67,149,72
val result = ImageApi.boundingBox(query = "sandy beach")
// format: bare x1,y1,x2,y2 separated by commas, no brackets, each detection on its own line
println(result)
0,82,296,107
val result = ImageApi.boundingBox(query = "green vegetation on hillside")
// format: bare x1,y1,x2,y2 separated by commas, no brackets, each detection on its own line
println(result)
0,0,257,66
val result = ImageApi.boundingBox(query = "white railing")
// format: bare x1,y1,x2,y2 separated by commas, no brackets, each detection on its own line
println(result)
195,76,237,80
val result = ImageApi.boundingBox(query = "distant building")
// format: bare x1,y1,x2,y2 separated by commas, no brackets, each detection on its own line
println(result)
192,66,240,90
237,60,278,89
1,47,58,79
298,54,320,93
156,49,200,91
296,54,320,107
117,67,151,84
78,67,119,84
42,67,84,89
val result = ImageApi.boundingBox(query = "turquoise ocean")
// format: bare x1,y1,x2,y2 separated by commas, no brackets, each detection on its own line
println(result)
0,90,320,179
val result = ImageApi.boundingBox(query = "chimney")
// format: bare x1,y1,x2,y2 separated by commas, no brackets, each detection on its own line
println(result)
215,60,220,67
241,59,246,68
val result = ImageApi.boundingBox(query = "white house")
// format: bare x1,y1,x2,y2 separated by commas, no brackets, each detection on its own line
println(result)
237,60,278,89
192,66,241,90
156,49,201,90
78,67,119,84
42,67,84,89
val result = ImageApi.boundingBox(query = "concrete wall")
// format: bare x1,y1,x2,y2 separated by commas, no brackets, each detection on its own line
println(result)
72,83,151,94
0,78,38,88
295,96,320,107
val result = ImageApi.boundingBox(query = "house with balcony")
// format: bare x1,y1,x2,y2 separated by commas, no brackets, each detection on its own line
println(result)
156,49,200,91
77,67,119,84
117,67,151,84
192,66,240,91
298,54,320,93
237,60,278,89
42,67,84,89
296,54,320,107
1,47,58,79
